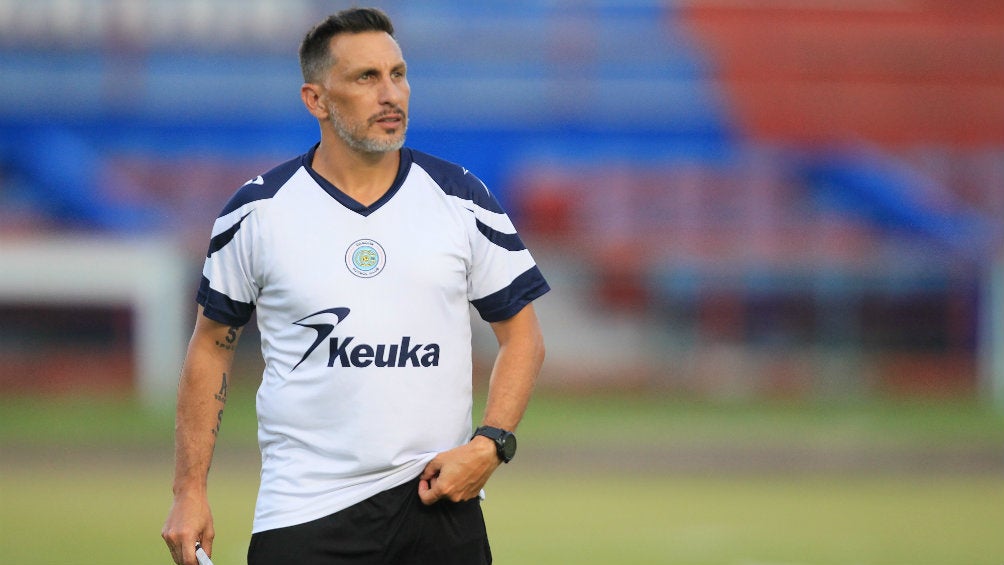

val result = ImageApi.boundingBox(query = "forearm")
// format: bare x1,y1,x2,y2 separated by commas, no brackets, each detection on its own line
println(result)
481,304,545,431
417,303,543,505
171,313,240,496
172,354,231,495
163,309,241,564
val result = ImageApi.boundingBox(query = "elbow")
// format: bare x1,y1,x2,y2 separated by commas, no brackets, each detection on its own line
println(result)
533,330,546,369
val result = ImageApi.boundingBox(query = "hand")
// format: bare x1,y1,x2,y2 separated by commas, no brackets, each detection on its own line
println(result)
162,492,214,565
418,437,500,505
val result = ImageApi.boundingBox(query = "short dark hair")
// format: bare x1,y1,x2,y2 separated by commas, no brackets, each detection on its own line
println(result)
299,7,396,83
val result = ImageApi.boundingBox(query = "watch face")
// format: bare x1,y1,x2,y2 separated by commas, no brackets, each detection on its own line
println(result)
501,433,517,461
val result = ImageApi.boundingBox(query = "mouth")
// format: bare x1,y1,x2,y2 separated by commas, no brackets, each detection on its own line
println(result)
372,110,406,128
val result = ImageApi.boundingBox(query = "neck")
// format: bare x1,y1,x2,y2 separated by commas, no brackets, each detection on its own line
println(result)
311,135,401,207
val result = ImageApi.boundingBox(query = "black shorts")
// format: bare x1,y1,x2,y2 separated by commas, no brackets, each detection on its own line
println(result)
247,477,492,565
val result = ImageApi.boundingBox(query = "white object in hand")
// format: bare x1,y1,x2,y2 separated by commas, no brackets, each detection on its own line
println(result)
194,542,214,565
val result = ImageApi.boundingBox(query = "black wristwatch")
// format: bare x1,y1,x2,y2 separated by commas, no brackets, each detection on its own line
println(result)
473,426,517,463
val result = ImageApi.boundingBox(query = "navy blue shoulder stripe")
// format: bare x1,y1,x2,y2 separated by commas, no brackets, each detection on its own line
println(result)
476,217,526,252
218,153,303,217
409,149,504,214
207,211,252,258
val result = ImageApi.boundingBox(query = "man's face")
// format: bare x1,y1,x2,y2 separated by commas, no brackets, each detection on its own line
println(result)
321,31,410,154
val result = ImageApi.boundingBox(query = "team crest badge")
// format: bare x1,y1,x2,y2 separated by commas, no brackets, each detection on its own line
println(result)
345,239,386,278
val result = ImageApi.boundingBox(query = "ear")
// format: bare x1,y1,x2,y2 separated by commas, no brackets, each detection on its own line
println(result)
301,83,328,120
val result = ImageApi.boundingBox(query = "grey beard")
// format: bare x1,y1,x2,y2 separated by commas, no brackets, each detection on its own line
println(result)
329,107,407,154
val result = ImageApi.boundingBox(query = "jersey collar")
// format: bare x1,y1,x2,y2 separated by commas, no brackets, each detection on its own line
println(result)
301,143,413,217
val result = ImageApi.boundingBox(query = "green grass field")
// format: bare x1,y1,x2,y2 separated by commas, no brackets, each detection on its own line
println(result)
2,392,1003,564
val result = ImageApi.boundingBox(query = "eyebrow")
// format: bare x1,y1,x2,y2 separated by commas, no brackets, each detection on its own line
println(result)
346,59,406,75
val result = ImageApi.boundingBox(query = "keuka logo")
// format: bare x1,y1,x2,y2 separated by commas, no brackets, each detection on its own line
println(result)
327,336,440,368
292,307,440,370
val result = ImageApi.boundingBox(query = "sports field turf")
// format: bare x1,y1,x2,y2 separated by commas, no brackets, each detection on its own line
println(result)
1,393,1002,564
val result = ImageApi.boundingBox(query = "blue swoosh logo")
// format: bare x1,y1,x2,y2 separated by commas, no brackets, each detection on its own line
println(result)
291,307,350,370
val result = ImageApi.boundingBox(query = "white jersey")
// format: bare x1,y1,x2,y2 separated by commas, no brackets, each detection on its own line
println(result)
197,145,549,533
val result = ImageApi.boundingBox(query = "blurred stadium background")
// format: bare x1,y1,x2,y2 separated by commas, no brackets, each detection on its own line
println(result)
1,0,1003,404
1,1,1003,564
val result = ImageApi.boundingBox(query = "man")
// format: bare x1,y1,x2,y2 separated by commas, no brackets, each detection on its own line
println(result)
161,7,548,565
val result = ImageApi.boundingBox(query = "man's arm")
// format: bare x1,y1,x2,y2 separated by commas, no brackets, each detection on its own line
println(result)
162,306,243,565
418,302,545,505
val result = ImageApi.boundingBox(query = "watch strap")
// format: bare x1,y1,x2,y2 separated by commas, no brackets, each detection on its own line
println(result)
473,425,516,463
473,425,506,442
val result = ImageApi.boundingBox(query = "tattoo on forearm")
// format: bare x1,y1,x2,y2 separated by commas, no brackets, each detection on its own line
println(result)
212,409,224,436
208,329,235,438
215,326,239,351
214,372,229,404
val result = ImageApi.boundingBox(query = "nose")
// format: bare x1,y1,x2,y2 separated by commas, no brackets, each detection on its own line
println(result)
378,75,408,107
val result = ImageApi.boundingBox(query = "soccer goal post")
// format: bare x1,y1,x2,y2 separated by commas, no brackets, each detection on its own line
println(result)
0,236,188,408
